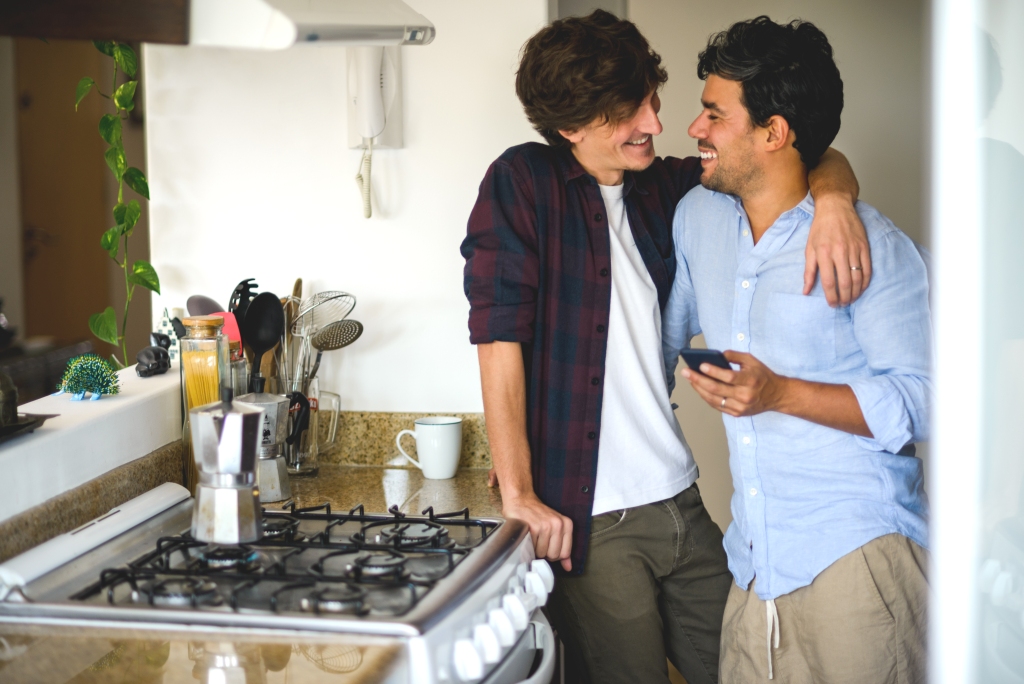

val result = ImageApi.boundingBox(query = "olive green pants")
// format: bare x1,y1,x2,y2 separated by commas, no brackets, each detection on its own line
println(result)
545,483,733,684
719,533,929,684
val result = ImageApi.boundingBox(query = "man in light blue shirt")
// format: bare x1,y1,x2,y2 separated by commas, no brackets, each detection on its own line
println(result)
662,17,930,683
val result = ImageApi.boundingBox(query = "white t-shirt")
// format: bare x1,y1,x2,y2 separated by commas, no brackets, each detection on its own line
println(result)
592,183,698,515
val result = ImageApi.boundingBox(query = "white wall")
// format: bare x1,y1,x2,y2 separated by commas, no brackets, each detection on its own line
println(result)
0,37,24,337
145,0,547,412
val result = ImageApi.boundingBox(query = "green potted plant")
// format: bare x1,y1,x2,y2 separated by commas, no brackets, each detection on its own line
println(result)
75,40,160,369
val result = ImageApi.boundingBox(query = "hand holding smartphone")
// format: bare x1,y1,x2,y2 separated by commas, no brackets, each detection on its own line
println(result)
680,349,731,374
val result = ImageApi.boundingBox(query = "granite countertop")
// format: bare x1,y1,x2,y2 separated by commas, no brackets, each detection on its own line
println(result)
0,465,504,684
272,464,503,518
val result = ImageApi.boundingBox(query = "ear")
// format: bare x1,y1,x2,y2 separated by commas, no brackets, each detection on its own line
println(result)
558,128,586,145
763,115,792,152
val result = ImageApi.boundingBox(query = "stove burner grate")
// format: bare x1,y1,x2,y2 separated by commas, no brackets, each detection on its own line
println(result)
72,503,500,617
299,584,367,615
196,545,260,572
348,551,408,580
262,516,306,542
133,577,222,608
356,519,453,549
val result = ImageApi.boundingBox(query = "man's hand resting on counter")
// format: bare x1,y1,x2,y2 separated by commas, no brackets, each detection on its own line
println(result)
501,491,574,572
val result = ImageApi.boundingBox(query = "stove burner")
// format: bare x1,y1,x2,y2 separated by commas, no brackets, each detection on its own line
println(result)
348,551,407,580
376,522,451,548
197,545,260,572
262,517,306,542
299,585,366,615
135,578,222,607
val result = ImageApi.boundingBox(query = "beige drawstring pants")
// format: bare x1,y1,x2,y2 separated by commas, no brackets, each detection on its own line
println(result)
719,533,928,684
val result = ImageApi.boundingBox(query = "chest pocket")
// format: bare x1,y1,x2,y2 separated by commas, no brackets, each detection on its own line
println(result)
763,292,837,373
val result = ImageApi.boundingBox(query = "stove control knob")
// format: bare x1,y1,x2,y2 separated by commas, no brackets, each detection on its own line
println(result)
524,570,549,606
502,593,530,631
474,624,502,664
452,638,484,682
531,559,556,592
488,608,517,647
992,571,1014,607
518,586,539,614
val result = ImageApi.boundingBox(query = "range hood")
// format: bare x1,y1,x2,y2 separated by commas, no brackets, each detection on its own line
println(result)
191,0,436,49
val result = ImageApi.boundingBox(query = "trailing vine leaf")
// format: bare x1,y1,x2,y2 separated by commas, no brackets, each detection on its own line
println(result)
121,200,141,236
77,42,158,369
127,260,160,294
123,167,149,200
92,40,116,57
98,114,121,146
104,146,126,180
88,307,119,345
113,81,137,112
100,226,122,259
113,44,138,78
75,77,95,111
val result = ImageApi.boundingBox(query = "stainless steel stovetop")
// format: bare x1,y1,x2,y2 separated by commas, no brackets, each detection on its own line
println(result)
0,484,557,684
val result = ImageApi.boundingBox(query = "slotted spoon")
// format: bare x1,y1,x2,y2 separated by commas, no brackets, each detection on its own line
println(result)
305,319,363,392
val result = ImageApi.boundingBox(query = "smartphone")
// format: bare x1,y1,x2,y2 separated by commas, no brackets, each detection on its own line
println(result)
680,349,731,374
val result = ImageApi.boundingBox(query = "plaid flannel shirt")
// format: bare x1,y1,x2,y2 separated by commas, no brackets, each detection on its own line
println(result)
461,142,702,573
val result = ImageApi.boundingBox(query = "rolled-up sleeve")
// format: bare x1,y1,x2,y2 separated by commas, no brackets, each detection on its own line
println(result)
848,226,933,453
461,159,540,345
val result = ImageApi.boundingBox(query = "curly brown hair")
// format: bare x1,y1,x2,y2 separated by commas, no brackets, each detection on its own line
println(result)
515,10,668,148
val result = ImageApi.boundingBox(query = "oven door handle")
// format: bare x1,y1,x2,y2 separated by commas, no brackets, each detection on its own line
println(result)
520,612,556,684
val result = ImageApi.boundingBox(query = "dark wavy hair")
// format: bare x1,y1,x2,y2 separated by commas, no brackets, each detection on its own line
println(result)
516,10,668,148
697,16,843,169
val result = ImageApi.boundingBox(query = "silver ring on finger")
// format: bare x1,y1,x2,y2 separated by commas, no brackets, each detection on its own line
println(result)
720,397,727,408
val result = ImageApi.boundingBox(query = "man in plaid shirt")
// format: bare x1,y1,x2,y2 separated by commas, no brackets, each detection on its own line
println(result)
461,11,870,683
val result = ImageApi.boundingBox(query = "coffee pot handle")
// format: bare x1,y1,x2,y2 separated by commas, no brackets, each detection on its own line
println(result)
286,392,310,446
396,430,422,469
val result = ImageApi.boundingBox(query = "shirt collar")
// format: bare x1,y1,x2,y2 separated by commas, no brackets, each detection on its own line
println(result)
556,146,646,197
732,191,815,221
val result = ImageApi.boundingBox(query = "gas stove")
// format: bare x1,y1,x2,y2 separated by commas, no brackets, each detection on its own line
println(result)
71,501,497,620
0,484,557,684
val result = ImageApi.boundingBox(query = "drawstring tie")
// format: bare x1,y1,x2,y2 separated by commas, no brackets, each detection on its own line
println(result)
766,598,780,679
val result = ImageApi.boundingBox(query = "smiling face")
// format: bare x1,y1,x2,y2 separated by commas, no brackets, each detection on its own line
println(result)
687,75,765,197
560,91,663,185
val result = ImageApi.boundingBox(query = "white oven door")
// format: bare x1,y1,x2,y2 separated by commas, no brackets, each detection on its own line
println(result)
481,612,556,684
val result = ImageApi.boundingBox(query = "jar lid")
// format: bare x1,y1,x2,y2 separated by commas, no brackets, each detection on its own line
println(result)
229,339,240,350
182,315,224,328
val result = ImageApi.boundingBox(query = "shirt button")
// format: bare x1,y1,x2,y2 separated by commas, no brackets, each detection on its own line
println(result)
742,229,749,237
581,485,590,493
742,436,751,445
587,432,596,440
741,280,750,289
750,488,757,496
596,324,606,333
594,213,603,222
591,377,600,386
737,333,745,341
600,268,609,277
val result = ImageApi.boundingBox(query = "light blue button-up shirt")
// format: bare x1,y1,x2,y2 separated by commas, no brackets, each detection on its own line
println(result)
662,187,931,600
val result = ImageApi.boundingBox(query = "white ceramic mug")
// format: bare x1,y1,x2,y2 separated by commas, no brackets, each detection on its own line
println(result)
396,417,463,479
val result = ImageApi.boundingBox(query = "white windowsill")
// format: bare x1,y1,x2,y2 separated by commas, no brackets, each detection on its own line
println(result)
0,363,182,524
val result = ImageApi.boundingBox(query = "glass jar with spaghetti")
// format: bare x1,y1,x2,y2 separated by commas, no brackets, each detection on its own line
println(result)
180,315,228,493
